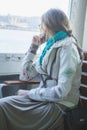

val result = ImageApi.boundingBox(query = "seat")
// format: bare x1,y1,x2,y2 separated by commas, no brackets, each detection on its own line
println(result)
79,51,87,106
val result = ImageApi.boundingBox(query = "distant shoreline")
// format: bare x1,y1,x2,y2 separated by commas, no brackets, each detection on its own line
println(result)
0,29,39,53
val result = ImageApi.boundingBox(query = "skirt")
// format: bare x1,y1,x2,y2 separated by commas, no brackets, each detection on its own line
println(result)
0,95,64,130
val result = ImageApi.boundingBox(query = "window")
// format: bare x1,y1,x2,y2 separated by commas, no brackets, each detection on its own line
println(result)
0,0,70,54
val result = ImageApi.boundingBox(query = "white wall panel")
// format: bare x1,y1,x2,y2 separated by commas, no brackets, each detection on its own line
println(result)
0,53,24,75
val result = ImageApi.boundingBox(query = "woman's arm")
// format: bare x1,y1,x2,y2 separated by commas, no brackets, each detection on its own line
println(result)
19,36,41,81
19,34,45,81
19,49,39,81
53,45,79,98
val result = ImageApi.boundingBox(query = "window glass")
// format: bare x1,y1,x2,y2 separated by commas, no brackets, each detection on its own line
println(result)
0,0,70,53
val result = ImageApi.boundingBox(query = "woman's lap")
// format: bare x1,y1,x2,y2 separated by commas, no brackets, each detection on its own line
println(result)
0,95,64,130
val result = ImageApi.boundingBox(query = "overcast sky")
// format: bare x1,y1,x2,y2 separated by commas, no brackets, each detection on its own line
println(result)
0,0,69,17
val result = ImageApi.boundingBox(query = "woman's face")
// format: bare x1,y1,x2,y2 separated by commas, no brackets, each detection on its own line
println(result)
40,23,50,41
40,23,46,35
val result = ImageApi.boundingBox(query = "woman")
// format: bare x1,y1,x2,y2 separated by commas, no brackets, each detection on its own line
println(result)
0,8,83,130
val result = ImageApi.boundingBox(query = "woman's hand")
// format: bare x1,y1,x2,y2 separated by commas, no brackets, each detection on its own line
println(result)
32,35,40,46
16,89,29,96
32,34,46,46
28,34,46,54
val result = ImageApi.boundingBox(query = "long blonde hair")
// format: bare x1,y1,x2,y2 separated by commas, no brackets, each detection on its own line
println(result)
41,8,72,36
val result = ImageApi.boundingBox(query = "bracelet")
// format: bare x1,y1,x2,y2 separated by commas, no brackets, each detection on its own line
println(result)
29,44,39,54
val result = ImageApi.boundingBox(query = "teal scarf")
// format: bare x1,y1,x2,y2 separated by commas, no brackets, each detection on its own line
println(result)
39,31,69,65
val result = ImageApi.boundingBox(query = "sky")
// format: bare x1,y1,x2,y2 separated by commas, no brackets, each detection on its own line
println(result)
0,0,69,17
